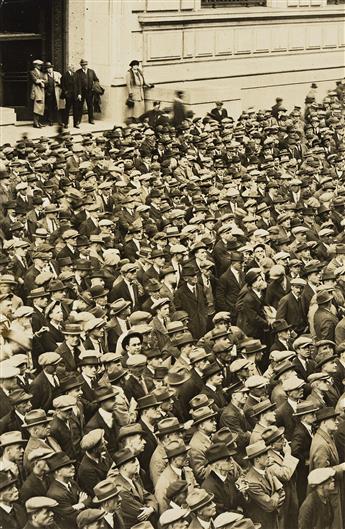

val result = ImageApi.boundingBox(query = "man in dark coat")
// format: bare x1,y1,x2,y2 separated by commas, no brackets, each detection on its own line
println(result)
313,291,339,341
0,389,32,435
276,277,307,334
298,467,337,529
77,430,113,497
19,448,52,503
84,387,118,454
29,353,61,411
60,65,77,128
174,265,208,340
215,252,245,319
74,59,99,125
108,263,141,308
236,269,269,343
0,471,27,529
201,443,242,515
209,101,228,122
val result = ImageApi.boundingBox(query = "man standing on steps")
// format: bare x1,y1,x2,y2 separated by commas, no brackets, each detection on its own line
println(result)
74,59,99,126
61,65,77,129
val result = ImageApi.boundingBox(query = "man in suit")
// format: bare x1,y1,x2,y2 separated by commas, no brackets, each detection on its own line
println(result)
47,452,90,529
292,335,316,381
61,65,77,128
270,319,291,352
220,383,251,454
291,401,319,505
109,263,141,308
309,407,345,529
0,389,32,435
189,407,215,483
202,443,242,516
244,440,285,529
185,488,217,529
29,352,61,411
23,410,61,474
23,496,61,529
209,101,228,122
174,265,208,340
236,269,269,344
0,367,22,420
137,395,161,489
77,430,113,497
265,265,291,309
112,448,158,529
92,478,125,529
19,448,52,503
49,396,78,460
276,377,305,441
298,467,338,529
215,252,245,320
74,59,99,125
155,440,196,512
200,363,227,413
0,471,27,529
84,387,118,454
313,291,339,341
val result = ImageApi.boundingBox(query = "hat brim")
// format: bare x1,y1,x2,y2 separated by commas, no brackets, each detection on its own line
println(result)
0,476,17,490
316,411,340,423
23,417,53,428
293,406,319,417
243,445,269,460
93,489,120,504
188,492,215,511
193,411,218,425
49,458,76,472
156,425,184,438
251,403,276,417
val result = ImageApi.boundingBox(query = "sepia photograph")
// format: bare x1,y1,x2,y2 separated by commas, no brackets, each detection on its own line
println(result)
0,0,344,528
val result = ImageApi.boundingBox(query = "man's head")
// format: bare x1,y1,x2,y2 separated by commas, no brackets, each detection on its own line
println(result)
26,497,58,527
0,472,19,504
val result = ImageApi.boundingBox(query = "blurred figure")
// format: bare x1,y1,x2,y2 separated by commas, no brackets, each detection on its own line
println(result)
61,65,77,129
29,59,47,128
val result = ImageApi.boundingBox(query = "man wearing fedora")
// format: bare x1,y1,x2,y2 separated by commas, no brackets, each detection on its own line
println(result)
23,409,61,474
270,319,292,352
93,478,124,529
84,386,118,454
189,406,216,483
29,352,62,411
243,440,285,529
149,417,184,487
74,59,99,125
313,291,339,341
216,252,245,319
47,451,90,529
112,448,158,529
0,470,27,529
201,442,243,516
0,389,32,436
155,440,196,512
186,488,217,529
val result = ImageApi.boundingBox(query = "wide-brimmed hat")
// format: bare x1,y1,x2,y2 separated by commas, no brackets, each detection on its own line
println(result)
244,440,269,460
93,478,121,504
156,417,183,438
315,407,340,423
93,386,116,403
293,401,319,417
206,442,235,463
241,339,266,354
0,471,17,491
117,423,147,441
186,488,214,512
0,431,27,447
137,394,161,410
23,409,52,428
251,399,276,417
167,367,191,386
261,426,285,445
191,406,217,425
113,448,137,467
272,319,291,333
48,451,76,472
163,440,190,460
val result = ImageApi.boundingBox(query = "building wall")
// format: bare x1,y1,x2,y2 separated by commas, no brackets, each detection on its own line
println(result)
66,0,345,123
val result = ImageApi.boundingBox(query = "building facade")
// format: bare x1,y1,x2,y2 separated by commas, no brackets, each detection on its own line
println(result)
1,0,344,124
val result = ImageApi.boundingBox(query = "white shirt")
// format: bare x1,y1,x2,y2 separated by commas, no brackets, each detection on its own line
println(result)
98,408,114,428
230,266,240,283
0,502,12,513
301,421,313,436
297,355,307,371
197,517,211,529
124,279,136,306
82,373,93,389
213,470,227,482
103,512,114,528
44,371,59,388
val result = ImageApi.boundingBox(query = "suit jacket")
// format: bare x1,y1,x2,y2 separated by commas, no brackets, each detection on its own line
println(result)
85,411,118,454
265,277,291,309
109,278,140,308
149,443,167,487
189,430,211,483
20,472,49,503
155,463,181,512
113,473,157,529
216,267,244,317
49,416,77,460
220,402,251,451
210,107,228,122
292,356,316,381
23,436,61,474
298,490,334,529
47,479,84,529
55,342,78,373
29,371,59,411
291,421,313,503
301,284,316,321
200,384,227,413
174,282,207,340
276,292,306,333
202,470,242,515
276,400,297,441
245,465,283,529
61,70,76,98
212,238,232,276
0,388,13,419
77,452,113,496
74,67,98,95
0,503,27,529
236,288,269,342
138,419,158,488
0,409,25,436
313,307,338,341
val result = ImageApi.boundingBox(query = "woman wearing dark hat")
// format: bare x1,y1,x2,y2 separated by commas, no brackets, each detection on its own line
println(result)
125,60,153,119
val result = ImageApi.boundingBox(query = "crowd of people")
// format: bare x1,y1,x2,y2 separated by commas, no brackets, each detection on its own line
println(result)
0,76,344,529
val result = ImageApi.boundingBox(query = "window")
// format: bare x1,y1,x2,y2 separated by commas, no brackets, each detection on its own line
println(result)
201,0,266,6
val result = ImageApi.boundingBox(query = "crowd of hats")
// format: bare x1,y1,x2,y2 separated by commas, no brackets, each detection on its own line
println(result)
0,81,344,529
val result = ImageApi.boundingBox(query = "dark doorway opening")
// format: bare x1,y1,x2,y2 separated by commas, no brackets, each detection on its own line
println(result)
0,0,66,120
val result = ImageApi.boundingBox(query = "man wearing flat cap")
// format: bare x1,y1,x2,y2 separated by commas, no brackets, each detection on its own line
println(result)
299,468,337,529
24,496,60,529
77,429,113,497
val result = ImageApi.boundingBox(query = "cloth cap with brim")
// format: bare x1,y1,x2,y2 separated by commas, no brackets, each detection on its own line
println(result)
213,512,245,529
48,451,76,472
23,409,52,428
308,468,335,487
159,507,190,527
251,399,276,417
293,336,313,349
80,429,104,451
315,406,340,423
244,440,269,460
25,497,58,513
282,377,305,392
93,478,121,503
245,375,267,389
77,509,104,529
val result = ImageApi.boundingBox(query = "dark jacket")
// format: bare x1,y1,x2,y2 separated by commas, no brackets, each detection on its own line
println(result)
85,411,118,454
236,287,269,342
276,292,306,333
216,267,245,317
74,67,98,95
20,472,49,503
29,371,59,411
313,306,338,341
201,470,242,515
0,503,27,529
47,479,87,529
174,282,207,340
77,452,113,496
276,400,297,441
298,490,334,529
